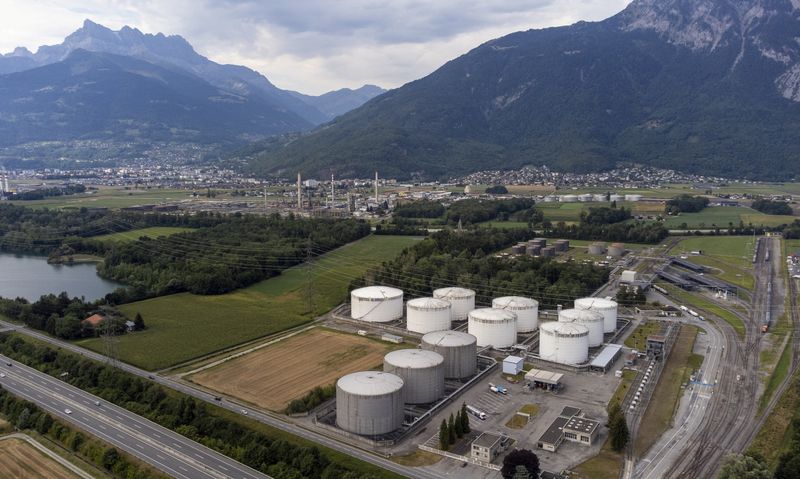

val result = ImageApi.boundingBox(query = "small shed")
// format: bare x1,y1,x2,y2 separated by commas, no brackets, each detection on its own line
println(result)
620,270,638,284
502,355,524,375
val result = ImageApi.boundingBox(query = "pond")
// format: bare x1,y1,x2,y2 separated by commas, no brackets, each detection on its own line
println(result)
0,253,120,302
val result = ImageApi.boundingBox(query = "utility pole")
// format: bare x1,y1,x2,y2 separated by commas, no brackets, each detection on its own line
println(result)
101,316,119,368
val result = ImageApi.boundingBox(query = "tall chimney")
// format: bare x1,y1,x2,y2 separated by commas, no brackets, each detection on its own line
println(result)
374,171,379,203
297,173,302,209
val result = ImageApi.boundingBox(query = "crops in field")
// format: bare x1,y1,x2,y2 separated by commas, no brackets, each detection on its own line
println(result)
0,438,80,479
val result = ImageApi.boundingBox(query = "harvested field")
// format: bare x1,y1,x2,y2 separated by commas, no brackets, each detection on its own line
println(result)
0,438,80,479
190,328,399,411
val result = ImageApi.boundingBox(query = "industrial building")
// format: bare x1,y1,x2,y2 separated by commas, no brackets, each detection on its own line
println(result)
383,349,445,404
671,257,706,273
420,330,478,379
538,407,598,452
502,355,524,375
468,308,518,348
525,368,564,391
589,344,623,373
336,371,405,436
433,287,476,321
350,286,404,322
538,417,569,452
539,321,589,365
492,296,539,332
558,308,604,347
471,433,504,463
406,297,452,334
563,416,600,446
574,297,619,334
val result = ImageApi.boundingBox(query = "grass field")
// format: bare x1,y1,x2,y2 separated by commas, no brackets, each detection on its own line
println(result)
190,328,402,411
662,206,795,229
11,187,195,210
76,235,420,370
90,226,194,242
504,404,539,429
673,236,755,291
635,324,699,457
572,439,623,479
0,438,79,479
625,321,665,351
608,369,638,411
760,336,793,412
750,369,800,468
664,285,746,337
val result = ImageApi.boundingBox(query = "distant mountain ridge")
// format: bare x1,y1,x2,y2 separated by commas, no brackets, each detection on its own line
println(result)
248,0,800,181
0,20,384,146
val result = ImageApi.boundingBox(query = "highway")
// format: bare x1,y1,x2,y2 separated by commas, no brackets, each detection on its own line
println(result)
0,354,269,479
0,320,445,479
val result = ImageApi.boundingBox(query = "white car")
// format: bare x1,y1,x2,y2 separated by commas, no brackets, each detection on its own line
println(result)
64,409,72,415
241,409,248,415
0,373,5,378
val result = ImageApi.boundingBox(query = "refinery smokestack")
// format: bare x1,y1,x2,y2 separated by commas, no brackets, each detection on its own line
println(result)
374,171,379,203
331,173,335,206
297,173,302,209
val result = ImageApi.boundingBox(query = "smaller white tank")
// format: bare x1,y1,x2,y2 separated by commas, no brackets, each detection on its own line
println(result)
574,297,619,333
609,194,624,202
625,194,643,202
433,287,475,321
558,308,604,347
539,321,589,365
561,195,578,203
406,298,451,334
351,286,404,322
492,296,539,333
543,195,558,203
593,194,608,202
578,194,594,202
468,308,517,348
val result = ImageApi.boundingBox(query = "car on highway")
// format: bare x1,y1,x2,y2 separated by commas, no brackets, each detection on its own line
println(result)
0,373,5,378
64,408,72,414
95,401,101,406
5,362,11,367
241,409,248,415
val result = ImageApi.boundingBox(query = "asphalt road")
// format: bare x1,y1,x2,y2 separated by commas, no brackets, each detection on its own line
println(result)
0,354,269,479
0,320,445,479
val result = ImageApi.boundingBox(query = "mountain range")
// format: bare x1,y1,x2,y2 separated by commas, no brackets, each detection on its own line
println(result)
0,20,385,146
248,0,800,181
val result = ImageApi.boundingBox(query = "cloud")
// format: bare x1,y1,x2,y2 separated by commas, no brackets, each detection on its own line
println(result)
0,0,631,94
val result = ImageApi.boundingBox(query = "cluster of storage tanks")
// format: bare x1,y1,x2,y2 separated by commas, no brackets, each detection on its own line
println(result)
336,330,478,436
537,298,619,365
587,242,626,257
540,193,643,203
511,238,569,258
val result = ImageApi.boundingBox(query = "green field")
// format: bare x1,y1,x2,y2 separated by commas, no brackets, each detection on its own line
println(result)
673,236,755,291
76,235,420,370
11,187,196,209
662,206,795,229
663,284,746,337
90,227,194,242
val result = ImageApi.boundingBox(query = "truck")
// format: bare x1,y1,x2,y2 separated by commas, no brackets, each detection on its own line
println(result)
679,305,689,312
688,310,699,317
466,405,487,420
489,383,508,395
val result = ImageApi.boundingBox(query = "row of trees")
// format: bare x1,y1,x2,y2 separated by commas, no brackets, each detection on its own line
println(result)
752,199,793,216
0,387,166,478
608,403,630,452
540,220,668,244
438,403,471,450
358,229,608,310
393,200,446,218
0,334,386,479
285,384,336,415
665,195,710,214
445,198,536,225
6,184,86,201
581,206,632,225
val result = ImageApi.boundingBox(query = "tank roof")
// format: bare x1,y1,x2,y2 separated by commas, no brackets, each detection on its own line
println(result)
384,349,444,369
421,330,477,347
351,286,403,300
337,371,404,395
433,287,475,299
493,296,539,309
540,321,589,336
407,297,451,310
559,308,603,323
574,297,618,309
468,308,517,322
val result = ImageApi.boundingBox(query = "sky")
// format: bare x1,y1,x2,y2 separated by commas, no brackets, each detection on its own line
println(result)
0,0,632,95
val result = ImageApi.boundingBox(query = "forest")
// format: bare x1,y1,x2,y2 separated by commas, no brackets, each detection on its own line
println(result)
445,198,535,225
665,195,710,214
356,229,608,309
0,334,391,479
752,199,793,216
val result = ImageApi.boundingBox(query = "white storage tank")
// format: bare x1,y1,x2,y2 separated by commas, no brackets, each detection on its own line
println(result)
421,330,477,378
492,296,539,333
625,194,643,202
433,287,475,321
609,194,624,202
558,308,604,347
336,371,404,436
588,242,607,255
351,286,404,323
561,195,578,203
593,194,608,202
406,298,451,334
574,297,619,333
579,194,594,202
539,321,589,365
468,308,517,348
383,349,445,404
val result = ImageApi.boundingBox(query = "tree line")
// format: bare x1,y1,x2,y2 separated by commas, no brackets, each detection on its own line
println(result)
6,184,86,201
752,199,793,216
445,198,536,225
438,403,470,451
0,334,391,479
665,195,709,214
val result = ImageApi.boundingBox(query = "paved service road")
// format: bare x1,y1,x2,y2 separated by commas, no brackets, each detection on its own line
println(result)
0,354,270,479
0,320,445,479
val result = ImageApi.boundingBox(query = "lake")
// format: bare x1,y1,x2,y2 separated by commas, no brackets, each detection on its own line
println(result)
0,253,120,302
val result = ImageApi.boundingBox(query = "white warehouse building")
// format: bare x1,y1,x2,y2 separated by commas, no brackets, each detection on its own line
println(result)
350,286,404,323
406,297,451,334
468,308,517,349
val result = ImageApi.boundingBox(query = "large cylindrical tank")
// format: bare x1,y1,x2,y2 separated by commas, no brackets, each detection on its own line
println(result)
526,245,542,256
558,308,604,347
561,195,578,203
512,244,526,255
588,242,607,255
336,371,404,436
543,195,558,203
593,194,608,202
608,243,625,257
533,238,548,247
579,194,594,202
350,286,404,322
539,321,589,365
625,194,643,202
406,298,451,334
421,330,477,378
553,240,570,252
492,296,539,333
468,308,517,348
433,287,475,321
574,297,619,333
609,194,624,202
541,246,556,258
383,349,445,404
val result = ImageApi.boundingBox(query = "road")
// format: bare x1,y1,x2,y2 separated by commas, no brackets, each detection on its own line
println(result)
0,320,445,479
0,354,269,479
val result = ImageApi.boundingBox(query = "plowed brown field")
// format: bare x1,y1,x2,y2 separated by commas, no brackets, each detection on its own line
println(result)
0,438,80,479
190,328,397,411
